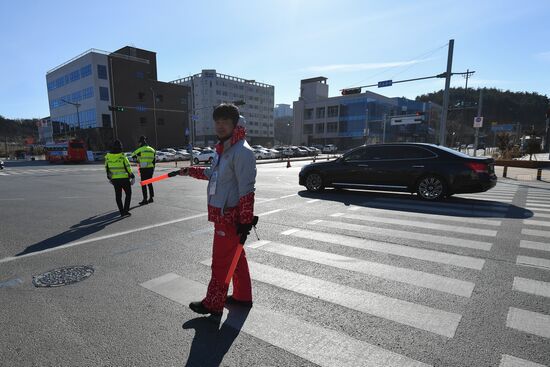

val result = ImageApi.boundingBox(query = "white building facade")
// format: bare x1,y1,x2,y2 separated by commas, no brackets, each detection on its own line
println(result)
172,69,275,146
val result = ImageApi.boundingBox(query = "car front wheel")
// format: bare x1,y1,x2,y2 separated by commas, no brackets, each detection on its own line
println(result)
193,158,199,164
416,175,446,200
305,173,324,193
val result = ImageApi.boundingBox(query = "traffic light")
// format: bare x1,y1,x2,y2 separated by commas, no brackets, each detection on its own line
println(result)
108,105,124,112
341,88,361,96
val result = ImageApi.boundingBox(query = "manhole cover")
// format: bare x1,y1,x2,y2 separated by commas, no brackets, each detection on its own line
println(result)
32,265,94,288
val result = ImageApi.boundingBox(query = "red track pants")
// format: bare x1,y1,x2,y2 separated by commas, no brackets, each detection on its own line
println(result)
202,223,252,312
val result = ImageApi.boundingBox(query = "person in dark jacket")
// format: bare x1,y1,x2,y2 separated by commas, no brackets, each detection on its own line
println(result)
105,140,135,217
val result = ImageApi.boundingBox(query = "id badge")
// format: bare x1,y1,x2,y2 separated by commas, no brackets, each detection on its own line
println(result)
208,171,218,196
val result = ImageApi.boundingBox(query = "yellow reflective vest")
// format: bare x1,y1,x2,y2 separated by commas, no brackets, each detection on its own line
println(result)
132,145,156,168
105,153,133,179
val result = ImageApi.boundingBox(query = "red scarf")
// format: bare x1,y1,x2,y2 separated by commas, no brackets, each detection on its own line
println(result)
215,125,246,155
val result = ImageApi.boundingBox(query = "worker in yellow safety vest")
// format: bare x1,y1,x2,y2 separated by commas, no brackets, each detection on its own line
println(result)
132,135,156,205
105,140,135,217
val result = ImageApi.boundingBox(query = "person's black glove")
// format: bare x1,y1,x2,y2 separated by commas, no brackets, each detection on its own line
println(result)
236,223,253,244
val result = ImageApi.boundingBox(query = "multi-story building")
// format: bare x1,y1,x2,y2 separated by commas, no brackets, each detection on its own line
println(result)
292,77,441,150
274,103,293,118
171,69,275,147
46,46,190,150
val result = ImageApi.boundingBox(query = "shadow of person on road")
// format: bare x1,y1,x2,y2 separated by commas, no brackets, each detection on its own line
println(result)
298,189,533,219
15,208,138,256
182,304,251,367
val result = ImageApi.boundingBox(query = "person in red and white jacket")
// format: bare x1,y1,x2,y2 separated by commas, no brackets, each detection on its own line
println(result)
179,103,256,316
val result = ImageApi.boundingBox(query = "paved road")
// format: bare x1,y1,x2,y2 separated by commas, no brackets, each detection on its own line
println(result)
0,161,549,366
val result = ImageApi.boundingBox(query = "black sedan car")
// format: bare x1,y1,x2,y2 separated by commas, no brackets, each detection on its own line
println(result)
299,143,497,200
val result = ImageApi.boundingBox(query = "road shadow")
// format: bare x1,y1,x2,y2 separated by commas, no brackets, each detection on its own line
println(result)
15,206,140,256
298,189,533,219
182,305,251,367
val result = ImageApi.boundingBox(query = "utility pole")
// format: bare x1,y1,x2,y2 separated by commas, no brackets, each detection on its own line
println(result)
439,39,454,146
473,89,483,157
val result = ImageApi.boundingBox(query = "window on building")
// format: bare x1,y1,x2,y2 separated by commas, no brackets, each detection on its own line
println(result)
157,118,165,125
327,122,338,133
102,114,112,128
97,65,108,80
327,106,339,118
316,107,325,119
99,87,109,101
303,124,313,134
304,108,314,120
140,117,147,124
316,123,325,134
80,64,92,78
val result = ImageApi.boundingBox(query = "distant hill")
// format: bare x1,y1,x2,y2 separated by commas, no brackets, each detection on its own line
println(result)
0,116,39,140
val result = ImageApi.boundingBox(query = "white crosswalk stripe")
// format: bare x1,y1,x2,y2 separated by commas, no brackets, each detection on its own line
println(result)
531,212,550,219
247,241,475,297
522,228,550,238
520,240,550,253
516,255,550,270
513,277,550,298
284,227,486,269
306,219,493,253
141,273,432,367
527,207,550,213
527,202,550,208
506,307,550,338
370,197,509,212
330,212,498,237
356,201,510,218
500,354,547,367
524,219,550,227
347,206,501,226
200,258,462,337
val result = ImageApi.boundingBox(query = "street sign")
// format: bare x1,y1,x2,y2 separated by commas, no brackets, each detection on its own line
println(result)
390,115,423,126
473,116,483,128
491,124,514,132
191,115,199,121
378,80,393,88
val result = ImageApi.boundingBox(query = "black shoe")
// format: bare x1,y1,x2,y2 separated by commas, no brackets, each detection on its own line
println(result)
189,301,222,316
225,295,253,307
139,200,148,205
148,198,154,203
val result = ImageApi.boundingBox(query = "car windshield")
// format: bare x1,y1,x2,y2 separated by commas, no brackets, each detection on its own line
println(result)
434,145,473,158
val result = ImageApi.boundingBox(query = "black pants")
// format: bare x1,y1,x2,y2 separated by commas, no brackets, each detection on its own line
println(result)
140,167,155,200
112,178,131,214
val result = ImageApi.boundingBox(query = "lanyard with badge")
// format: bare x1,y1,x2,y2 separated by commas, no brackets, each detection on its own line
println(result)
208,153,220,196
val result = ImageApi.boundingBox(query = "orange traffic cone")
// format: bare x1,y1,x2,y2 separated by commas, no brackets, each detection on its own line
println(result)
286,156,291,168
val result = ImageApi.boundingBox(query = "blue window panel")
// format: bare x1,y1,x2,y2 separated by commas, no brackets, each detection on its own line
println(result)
97,65,108,80
99,87,109,101
80,64,92,78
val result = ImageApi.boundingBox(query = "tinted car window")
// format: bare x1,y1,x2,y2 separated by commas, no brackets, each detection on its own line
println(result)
344,148,367,161
391,146,436,159
364,146,399,160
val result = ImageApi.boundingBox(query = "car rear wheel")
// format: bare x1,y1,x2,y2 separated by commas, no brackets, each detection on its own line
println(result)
305,173,324,193
193,158,199,164
416,175,446,201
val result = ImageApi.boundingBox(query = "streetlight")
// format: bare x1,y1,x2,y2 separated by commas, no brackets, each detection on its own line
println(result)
150,87,159,148
61,99,81,131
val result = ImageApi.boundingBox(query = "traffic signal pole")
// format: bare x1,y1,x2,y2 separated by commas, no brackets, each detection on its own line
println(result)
473,89,483,157
439,39,454,147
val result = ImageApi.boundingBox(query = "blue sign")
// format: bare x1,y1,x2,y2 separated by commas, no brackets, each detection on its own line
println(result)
191,115,199,121
491,124,514,132
378,80,393,88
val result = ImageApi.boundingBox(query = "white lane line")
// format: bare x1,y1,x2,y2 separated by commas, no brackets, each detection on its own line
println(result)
281,228,300,235
346,206,501,226
309,219,493,252
516,256,550,271
526,202,550,208
528,207,550,213
0,198,25,201
500,354,546,367
506,307,550,338
200,259,461,338
306,199,320,204
524,220,550,228
284,227,486,270
279,193,298,199
258,209,285,217
141,274,432,367
522,228,550,238
359,201,509,218
520,240,550,253
532,213,550,219
251,241,475,298
330,213,498,237
513,277,550,298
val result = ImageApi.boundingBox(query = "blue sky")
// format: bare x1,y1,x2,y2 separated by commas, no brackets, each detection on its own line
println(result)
1,0,549,119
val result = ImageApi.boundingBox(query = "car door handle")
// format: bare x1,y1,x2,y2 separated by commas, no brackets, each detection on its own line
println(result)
358,164,369,167
412,165,424,168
